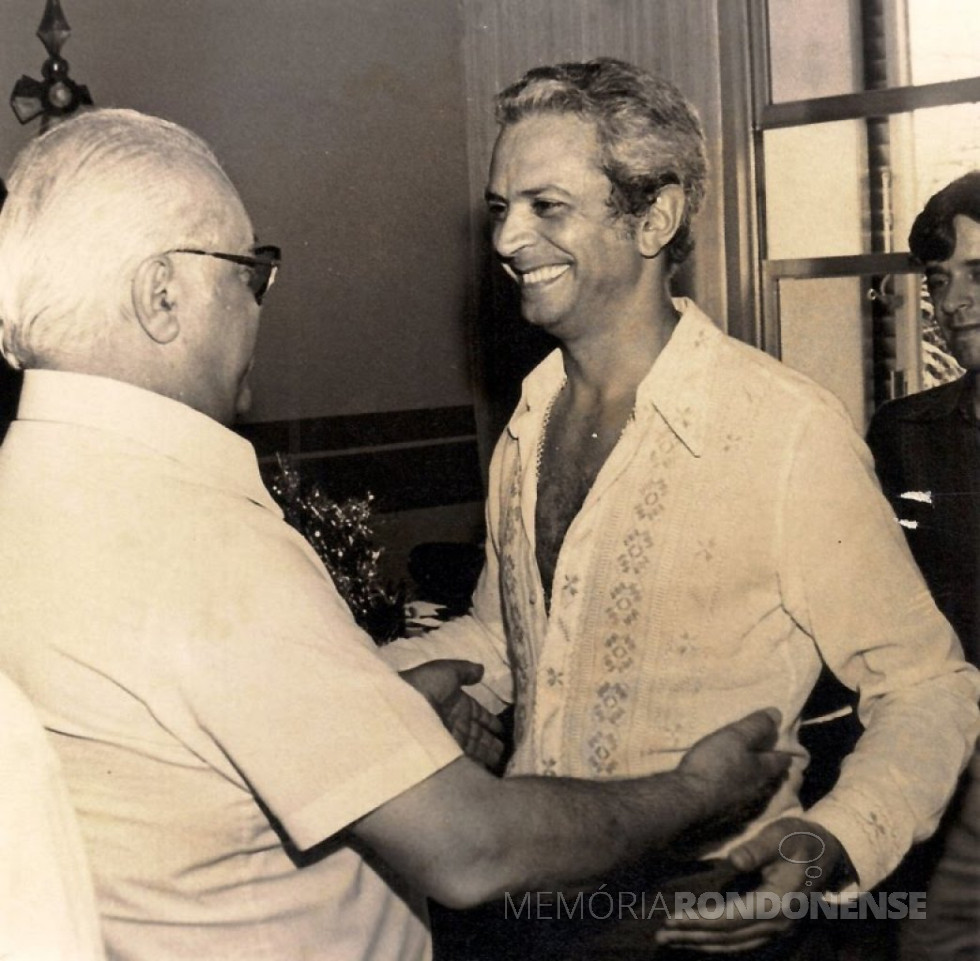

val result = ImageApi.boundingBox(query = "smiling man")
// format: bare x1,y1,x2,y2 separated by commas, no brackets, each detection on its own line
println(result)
384,60,980,958
867,170,980,961
869,171,980,669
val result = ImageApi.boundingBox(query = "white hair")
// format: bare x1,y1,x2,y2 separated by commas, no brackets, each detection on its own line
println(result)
0,108,239,369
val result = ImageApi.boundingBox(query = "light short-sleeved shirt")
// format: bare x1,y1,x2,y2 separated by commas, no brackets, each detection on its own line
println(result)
0,370,461,961
384,299,980,891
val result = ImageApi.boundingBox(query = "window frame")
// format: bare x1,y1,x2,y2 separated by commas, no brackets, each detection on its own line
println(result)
722,0,980,359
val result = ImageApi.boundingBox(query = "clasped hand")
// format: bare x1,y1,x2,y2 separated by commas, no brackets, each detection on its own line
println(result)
400,659,505,771
656,816,849,954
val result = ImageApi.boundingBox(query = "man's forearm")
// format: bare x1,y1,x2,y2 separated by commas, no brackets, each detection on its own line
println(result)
354,710,786,909
473,766,723,898
806,675,979,889
356,758,716,909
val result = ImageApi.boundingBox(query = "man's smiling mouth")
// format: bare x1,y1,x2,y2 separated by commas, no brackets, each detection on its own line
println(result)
946,321,980,337
504,263,571,287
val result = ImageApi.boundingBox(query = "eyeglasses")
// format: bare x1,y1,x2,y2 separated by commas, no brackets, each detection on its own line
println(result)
165,244,281,305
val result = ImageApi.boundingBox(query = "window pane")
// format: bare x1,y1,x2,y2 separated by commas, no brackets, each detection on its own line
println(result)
777,273,960,431
764,121,869,260
769,0,863,103
768,0,980,103
764,103,980,260
778,276,875,429
908,0,980,85
896,102,980,245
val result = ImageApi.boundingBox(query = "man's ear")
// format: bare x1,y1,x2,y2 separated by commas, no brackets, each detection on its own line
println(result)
132,255,180,345
636,184,686,259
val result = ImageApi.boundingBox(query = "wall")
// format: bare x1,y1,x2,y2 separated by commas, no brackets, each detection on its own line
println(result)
0,0,476,420
0,0,486,580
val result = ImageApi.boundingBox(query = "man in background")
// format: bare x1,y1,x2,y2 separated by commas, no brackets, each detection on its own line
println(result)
385,59,980,957
867,170,980,961
0,107,790,961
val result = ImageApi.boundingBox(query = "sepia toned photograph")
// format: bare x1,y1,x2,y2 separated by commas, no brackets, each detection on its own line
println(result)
0,2,977,959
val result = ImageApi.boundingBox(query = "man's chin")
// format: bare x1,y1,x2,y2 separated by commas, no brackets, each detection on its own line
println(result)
946,336,980,373
520,302,560,329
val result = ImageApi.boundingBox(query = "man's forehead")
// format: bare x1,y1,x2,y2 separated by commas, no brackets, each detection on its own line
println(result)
951,214,980,251
925,215,980,270
487,113,605,192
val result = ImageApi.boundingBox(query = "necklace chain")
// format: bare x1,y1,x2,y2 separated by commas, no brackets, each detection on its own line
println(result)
536,379,566,475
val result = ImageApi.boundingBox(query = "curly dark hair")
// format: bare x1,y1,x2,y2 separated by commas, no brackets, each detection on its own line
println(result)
495,58,707,269
908,171,980,264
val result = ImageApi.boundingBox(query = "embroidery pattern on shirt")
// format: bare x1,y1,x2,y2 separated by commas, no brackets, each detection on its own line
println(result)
603,633,636,673
500,464,530,747
585,417,680,775
618,530,653,574
607,582,642,626
587,730,619,776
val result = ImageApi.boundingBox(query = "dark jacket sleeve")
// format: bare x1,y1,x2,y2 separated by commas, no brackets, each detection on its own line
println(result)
866,403,906,509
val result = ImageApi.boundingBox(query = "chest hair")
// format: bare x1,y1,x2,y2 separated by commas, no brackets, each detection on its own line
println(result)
535,389,634,604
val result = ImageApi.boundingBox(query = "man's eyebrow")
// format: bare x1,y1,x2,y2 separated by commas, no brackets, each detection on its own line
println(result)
484,185,573,202
925,259,980,273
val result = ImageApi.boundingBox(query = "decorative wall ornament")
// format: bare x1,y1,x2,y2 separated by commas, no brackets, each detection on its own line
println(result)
9,0,92,133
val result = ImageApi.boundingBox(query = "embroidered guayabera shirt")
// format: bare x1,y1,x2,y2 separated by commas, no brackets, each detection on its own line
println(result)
384,299,980,891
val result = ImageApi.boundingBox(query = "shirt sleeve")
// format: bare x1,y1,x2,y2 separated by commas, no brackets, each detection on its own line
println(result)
178,527,464,853
778,401,980,889
379,442,515,714
864,403,905,506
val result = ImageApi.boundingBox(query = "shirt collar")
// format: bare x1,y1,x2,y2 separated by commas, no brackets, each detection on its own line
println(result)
892,372,977,423
16,370,282,515
506,349,566,441
507,298,720,457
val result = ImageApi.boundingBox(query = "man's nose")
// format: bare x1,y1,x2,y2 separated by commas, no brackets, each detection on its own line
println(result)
492,208,535,259
941,273,975,317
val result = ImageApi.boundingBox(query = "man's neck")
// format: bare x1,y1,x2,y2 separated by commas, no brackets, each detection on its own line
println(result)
557,291,680,404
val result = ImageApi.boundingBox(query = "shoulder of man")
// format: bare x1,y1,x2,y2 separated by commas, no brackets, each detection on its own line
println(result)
871,375,968,428
713,326,855,428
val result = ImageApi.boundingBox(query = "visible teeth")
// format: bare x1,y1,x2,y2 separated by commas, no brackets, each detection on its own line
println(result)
521,264,570,286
